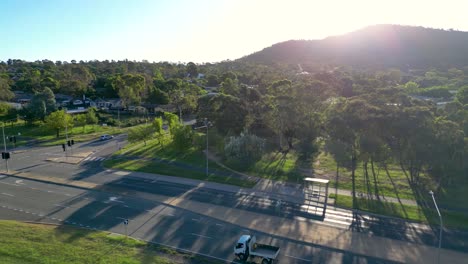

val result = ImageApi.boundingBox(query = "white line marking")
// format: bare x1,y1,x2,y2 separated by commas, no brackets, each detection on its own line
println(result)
123,205,129,208
165,213,175,217
190,233,212,239
25,211,30,214
64,193,72,197
285,255,311,262
54,204,70,208
1,193,14,197
47,190,53,193
215,223,224,227
151,179,158,183
83,157,91,161
191,218,200,222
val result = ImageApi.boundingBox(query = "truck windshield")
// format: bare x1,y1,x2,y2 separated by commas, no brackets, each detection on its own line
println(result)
236,243,244,249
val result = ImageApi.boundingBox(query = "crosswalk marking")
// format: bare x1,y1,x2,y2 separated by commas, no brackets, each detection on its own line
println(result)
82,156,105,163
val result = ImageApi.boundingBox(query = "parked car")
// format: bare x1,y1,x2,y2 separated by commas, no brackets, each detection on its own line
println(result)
100,134,114,141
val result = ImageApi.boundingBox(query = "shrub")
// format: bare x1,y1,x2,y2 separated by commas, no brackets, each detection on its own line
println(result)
224,132,265,168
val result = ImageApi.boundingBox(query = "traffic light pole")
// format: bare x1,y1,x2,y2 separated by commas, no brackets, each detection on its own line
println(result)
2,123,8,172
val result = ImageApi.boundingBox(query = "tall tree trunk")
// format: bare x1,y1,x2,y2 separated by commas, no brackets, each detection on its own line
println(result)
56,129,60,138
178,105,182,123
364,161,372,199
335,163,339,206
351,151,357,208
371,158,380,200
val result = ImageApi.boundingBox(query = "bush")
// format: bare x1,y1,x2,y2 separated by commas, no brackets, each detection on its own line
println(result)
172,125,194,152
224,132,265,168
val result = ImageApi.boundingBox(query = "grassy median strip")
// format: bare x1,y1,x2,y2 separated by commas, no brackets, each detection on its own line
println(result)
0,220,220,264
104,158,254,188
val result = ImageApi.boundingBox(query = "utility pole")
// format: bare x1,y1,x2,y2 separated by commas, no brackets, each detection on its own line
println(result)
2,123,8,172
204,118,209,177
65,119,69,159
118,108,121,129
429,190,443,264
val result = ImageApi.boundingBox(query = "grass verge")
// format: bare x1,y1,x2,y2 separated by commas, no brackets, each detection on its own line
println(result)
105,138,257,188
0,220,221,264
330,194,468,229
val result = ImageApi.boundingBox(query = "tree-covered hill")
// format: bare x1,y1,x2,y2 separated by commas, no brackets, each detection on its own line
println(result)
241,25,468,69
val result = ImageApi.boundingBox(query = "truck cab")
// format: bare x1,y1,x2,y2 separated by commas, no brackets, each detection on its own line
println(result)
234,235,280,264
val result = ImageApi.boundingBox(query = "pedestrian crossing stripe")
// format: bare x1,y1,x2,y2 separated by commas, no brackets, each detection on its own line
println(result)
83,157,105,162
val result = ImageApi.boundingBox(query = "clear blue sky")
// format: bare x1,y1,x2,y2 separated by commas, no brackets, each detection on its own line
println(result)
1,0,467,63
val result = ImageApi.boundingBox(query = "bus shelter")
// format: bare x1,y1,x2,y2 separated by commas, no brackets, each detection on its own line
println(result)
304,177,330,218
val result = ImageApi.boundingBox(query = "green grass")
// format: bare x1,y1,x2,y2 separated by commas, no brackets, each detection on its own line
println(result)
316,152,422,200
1,121,123,147
104,137,256,188
243,151,304,183
0,220,219,264
330,194,468,229
331,193,428,222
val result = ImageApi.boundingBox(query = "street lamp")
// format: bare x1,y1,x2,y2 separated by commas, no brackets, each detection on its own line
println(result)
429,190,443,264
204,118,208,177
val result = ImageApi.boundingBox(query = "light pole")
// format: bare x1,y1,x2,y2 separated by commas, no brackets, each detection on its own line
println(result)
429,190,443,264
2,122,8,172
204,118,208,177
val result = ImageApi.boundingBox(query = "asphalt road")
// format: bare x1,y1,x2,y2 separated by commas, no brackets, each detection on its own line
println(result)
1,137,466,262
0,175,397,264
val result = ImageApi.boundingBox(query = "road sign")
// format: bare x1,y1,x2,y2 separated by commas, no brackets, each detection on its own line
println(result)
123,219,129,225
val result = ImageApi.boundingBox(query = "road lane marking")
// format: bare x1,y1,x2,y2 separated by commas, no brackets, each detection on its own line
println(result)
215,223,224,227
190,233,212,239
191,218,200,222
285,255,311,262
54,204,70,208
1,193,14,197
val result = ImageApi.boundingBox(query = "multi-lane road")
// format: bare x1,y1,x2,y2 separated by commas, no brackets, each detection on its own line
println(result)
0,137,466,263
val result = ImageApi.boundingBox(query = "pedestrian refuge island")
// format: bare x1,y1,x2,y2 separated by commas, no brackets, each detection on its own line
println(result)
304,177,330,218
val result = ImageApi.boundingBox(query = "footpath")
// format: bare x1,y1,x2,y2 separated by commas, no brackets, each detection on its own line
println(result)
2,167,468,264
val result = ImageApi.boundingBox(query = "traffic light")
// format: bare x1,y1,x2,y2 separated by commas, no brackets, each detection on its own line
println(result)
13,136,16,144
62,143,66,151
9,136,12,142
1,152,10,160
67,140,71,147
71,139,75,145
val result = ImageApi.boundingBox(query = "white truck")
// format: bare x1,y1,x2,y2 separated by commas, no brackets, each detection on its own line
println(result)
234,235,280,264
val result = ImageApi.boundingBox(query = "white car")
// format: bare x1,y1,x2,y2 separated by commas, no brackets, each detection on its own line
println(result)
100,134,114,141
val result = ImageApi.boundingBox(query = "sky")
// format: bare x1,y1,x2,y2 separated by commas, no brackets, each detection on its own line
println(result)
1,0,467,63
